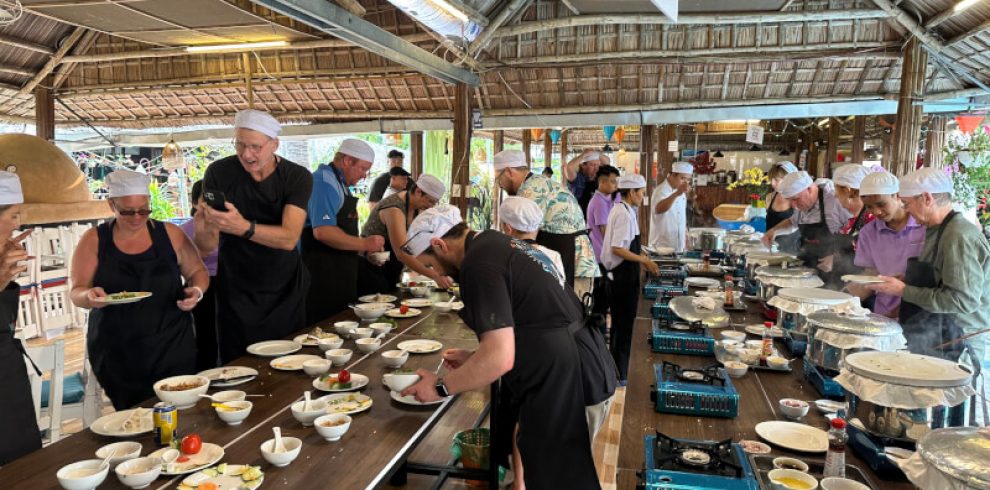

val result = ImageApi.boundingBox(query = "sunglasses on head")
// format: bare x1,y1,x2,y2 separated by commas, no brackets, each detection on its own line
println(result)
118,209,152,216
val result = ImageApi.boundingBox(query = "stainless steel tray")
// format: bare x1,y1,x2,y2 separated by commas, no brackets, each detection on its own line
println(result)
748,454,878,490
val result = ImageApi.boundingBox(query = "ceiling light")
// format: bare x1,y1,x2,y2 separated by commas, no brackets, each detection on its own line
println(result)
429,0,470,22
749,144,761,152
955,0,981,13
714,150,724,157
779,148,790,156
186,41,288,53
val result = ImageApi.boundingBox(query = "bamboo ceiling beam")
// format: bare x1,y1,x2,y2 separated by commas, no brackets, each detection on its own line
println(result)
469,0,532,55
334,0,366,17
869,0,949,55
947,19,990,46
19,27,86,96
0,33,54,55
0,64,35,77
489,9,891,39
923,4,969,29
54,108,451,125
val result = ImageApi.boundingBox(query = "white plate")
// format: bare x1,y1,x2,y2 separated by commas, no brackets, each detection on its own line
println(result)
685,277,721,288
401,298,434,308
841,274,885,284
93,291,153,305
744,325,785,338
843,351,972,387
270,354,323,371
386,307,422,318
777,287,853,305
396,339,443,354
90,408,153,437
313,373,370,392
755,421,829,453
814,399,846,414
319,393,374,415
360,294,398,303
177,464,264,490
198,366,259,387
246,340,302,357
149,442,224,475
390,390,445,406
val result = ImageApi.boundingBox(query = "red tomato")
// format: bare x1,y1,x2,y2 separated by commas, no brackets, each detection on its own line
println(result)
177,456,190,463
339,369,351,384
180,434,202,455
409,282,418,287
399,304,410,314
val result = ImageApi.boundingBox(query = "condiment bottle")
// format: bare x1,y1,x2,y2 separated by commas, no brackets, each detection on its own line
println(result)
824,417,848,478
759,322,774,366
703,252,711,272
723,275,734,306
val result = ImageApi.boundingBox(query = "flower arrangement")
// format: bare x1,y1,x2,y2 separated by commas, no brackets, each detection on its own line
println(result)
943,123,990,232
727,167,771,206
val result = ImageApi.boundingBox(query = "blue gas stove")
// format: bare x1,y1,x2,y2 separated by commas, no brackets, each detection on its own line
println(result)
649,318,716,356
651,361,739,417
638,433,760,490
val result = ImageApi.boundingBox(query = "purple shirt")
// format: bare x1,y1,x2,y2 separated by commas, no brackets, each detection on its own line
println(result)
586,190,617,262
854,215,926,317
180,218,218,276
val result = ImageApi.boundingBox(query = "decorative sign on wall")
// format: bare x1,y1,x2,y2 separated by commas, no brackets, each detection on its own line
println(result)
745,125,765,146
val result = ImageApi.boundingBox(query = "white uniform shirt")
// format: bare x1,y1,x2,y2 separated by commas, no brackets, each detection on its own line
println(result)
601,201,640,271
533,243,566,280
649,180,686,252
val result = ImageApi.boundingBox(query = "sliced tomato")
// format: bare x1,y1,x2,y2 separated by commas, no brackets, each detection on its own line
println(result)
399,305,410,314
176,455,190,463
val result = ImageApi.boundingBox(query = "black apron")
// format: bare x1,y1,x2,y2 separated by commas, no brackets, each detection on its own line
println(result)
0,283,42,465
797,185,834,272
303,164,359,325
88,221,196,410
898,211,967,361
766,192,800,253
607,209,642,381
829,207,870,287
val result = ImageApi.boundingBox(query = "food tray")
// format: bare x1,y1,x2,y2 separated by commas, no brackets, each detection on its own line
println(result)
748,454,878,490
714,346,792,373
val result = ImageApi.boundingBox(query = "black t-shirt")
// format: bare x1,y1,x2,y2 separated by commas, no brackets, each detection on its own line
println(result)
367,172,390,203
203,155,312,227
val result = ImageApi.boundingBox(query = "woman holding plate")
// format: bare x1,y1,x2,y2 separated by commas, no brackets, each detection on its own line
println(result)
70,170,209,409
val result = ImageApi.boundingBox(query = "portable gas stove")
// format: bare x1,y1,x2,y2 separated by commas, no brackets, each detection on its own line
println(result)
651,293,686,322
649,318,716,356
847,421,915,479
644,279,688,300
638,432,759,490
803,360,845,398
651,361,739,417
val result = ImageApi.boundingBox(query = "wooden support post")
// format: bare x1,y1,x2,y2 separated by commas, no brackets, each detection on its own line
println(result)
851,116,866,163
808,126,821,177
560,130,569,185
892,38,927,176
491,130,505,229
825,117,840,178
494,130,505,153
658,124,677,177
34,76,55,141
881,119,894,171
410,131,424,179
452,83,472,216
242,52,254,108
522,130,532,166
543,132,553,171
925,116,947,168
640,125,656,236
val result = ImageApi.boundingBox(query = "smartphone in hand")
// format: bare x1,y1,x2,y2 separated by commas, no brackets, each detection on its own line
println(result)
204,190,228,212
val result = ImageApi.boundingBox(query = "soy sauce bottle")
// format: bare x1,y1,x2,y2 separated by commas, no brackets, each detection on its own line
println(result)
824,417,848,478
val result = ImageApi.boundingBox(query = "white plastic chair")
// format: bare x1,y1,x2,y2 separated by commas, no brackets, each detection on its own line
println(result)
37,282,73,340
17,286,41,340
25,338,64,445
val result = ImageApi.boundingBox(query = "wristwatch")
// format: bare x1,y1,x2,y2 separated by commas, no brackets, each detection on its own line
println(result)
242,220,256,240
435,379,450,398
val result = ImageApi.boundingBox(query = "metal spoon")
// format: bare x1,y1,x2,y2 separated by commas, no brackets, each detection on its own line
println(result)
434,358,445,375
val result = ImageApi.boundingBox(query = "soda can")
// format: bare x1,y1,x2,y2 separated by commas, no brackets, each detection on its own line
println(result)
153,402,178,446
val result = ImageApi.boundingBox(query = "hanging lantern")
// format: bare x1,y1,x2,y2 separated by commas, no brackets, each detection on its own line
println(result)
474,146,488,163
614,127,626,144
530,128,544,140
956,114,985,134
162,139,185,170
603,125,616,142
549,129,561,145
385,133,404,146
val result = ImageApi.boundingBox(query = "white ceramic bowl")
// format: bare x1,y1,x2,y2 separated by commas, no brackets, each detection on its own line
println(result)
409,286,429,298
114,456,161,489
724,361,749,378
95,441,142,469
314,414,352,441
768,468,818,490
383,372,421,392
381,349,409,368
211,390,246,403
369,322,393,336
215,400,253,426
820,477,870,490
57,459,110,490
291,399,328,427
317,336,344,352
745,339,766,350
369,251,390,263
153,375,210,410
767,356,790,369
350,327,373,340
325,348,353,366
351,303,391,321
333,321,360,336
302,358,332,376
355,337,381,353
260,436,302,467
779,398,810,419
721,330,747,342
773,457,810,473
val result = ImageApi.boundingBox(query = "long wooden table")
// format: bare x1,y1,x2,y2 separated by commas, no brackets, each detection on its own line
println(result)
2,293,483,489
616,292,915,489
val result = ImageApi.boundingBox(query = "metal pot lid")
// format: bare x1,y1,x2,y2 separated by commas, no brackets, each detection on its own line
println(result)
688,227,726,237
667,296,729,327
918,427,990,490
755,265,817,278
777,287,853,305
844,351,973,388
746,252,799,264
807,311,903,336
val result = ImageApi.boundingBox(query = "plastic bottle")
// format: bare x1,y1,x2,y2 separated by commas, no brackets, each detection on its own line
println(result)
824,417,848,478
760,322,774,366
723,275,734,306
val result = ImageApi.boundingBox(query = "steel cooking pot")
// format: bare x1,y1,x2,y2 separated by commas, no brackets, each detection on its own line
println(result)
917,427,990,489
699,231,725,252
848,396,969,441
805,311,904,372
687,228,725,250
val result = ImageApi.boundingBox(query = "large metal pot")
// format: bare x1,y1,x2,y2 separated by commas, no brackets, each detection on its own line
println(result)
754,265,817,297
805,311,904,372
687,228,725,250
772,287,853,336
699,231,725,252
848,397,969,442
916,428,990,489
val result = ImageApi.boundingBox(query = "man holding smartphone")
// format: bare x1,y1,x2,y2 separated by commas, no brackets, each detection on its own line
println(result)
195,109,313,363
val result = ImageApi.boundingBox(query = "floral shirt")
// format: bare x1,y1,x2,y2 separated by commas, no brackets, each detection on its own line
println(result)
517,174,600,278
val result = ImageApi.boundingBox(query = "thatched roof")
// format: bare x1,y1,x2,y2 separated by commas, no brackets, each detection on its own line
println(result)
0,0,988,130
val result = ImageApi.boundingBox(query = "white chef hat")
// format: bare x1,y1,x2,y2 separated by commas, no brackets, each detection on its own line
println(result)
618,173,646,189
233,109,281,138
581,151,601,164
106,170,151,198
403,205,464,256
499,196,543,233
899,167,953,198
832,164,873,189
779,171,814,199
0,171,23,206
672,162,694,175
860,172,899,196
493,149,527,170
773,161,799,174
416,174,446,201
337,138,375,163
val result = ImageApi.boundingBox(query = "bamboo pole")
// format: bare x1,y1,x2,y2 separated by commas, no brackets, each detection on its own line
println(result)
522,130,532,166
559,130,569,185
640,125,656,236
483,95,891,117
242,52,254,108
0,33,54,55
35,76,55,141
948,19,990,46
825,117,840,178
891,38,927,176
543,131,553,172
19,27,86,96
452,83,472,216
851,116,866,163
925,116,947,169
410,131,424,179
469,0,532,55
0,65,34,77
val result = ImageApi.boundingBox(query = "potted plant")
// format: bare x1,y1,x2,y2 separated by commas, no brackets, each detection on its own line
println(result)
727,167,771,217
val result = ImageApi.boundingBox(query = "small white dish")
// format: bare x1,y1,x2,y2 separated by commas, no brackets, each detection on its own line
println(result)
350,327,373,340
779,398,810,419
409,286,429,297
95,441,142,469
721,330,746,342
381,349,409,368
325,348,353,366
317,336,344,352
355,337,381,353
153,375,210,410
302,358,332,376
260,436,302,467
724,361,748,378
369,322,393,336
214,400,252,426
211,390,246,403
772,457,810,472
383,372,421,392
313,414,352,441
820,477,869,490
333,321,360,336
57,460,110,490
291,399,327,427
768,468,819,490
114,456,161,489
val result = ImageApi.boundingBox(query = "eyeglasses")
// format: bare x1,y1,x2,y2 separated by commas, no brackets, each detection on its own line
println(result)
233,140,269,154
118,209,152,216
